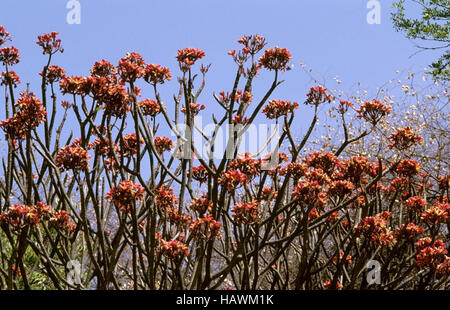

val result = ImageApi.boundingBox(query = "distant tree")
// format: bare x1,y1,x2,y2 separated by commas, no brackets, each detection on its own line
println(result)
391,0,450,80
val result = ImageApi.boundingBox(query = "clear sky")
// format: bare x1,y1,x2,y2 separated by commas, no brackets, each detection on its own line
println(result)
0,0,441,148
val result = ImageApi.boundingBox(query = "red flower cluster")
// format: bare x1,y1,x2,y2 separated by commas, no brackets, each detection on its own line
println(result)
155,185,178,210
0,92,46,139
50,210,75,232
56,141,90,171
139,99,162,117
333,251,352,265
219,169,247,191
144,64,171,85
305,86,333,106
154,136,174,154
232,201,260,225
90,59,117,79
0,46,21,66
395,159,421,178
101,83,131,117
355,211,397,246
327,180,355,199
228,153,261,180
189,213,222,240
356,99,391,125
293,180,327,210
158,238,189,260
117,52,146,83
190,165,209,183
436,256,450,278
280,162,307,181
258,47,291,71
105,180,145,213
262,99,299,119
120,133,144,156
237,34,267,55
0,202,52,231
395,223,424,241
388,127,423,150
176,48,205,68
404,196,427,213
421,201,449,226
0,25,11,46
339,156,371,184
323,280,343,289
338,100,354,114
304,152,340,175
438,174,449,192
415,238,448,268
40,65,66,84
167,208,191,227
1,70,21,87
180,103,205,115
36,32,63,55
190,194,213,215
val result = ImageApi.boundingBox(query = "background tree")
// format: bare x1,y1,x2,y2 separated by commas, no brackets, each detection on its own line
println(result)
391,0,450,80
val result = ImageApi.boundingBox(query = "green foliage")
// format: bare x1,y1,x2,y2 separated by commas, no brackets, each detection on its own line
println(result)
392,0,450,80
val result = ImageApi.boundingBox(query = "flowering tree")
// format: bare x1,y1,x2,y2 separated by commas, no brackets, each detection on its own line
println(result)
0,26,448,290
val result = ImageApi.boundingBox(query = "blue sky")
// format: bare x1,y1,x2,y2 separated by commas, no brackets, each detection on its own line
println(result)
0,0,440,147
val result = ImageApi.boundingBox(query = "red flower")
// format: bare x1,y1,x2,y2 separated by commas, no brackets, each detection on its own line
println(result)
0,92,46,139
1,70,20,87
305,86,333,106
438,174,449,192
355,212,396,246
154,136,174,154
333,251,352,265
280,162,307,181
180,103,205,115
395,223,424,241
415,238,447,268
395,159,421,178
0,25,11,46
100,83,131,117
190,165,210,183
117,52,146,83
190,194,213,215
189,213,222,240
237,35,267,55
219,169,247,191
167,208,191,228
50,210,75,231
120,133,144,157
262,99,299,119
144,64,171,85
59,76,88,95
56,142,90,171
155,185,178,210
232,201,260,225
436,256,450,278
40,65,66,84
0,202,52,231
340,156,371,184
293,180,327,210
176,48,205,68
139,99,162,117
356,99,391,125
228,153,261,180
388,127,423,150
105,180,145,213
404,196,427,213
259,46,291,71
90,59,117,79
421,201,449,226
0,46,21,66
36,32,63,55
323,280,343,289
327,180,355,198
158,238,189,260
338,100,353,114
304,152,340,175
